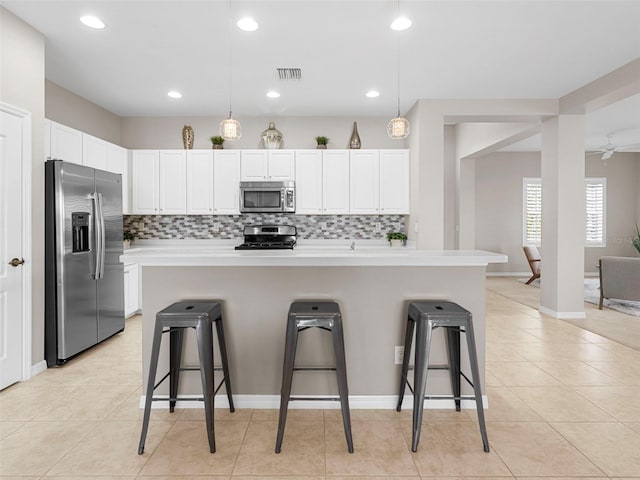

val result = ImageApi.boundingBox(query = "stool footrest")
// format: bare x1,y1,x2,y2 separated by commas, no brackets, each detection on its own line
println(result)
151,396,204,402
289,396,340,401
293,367,336,371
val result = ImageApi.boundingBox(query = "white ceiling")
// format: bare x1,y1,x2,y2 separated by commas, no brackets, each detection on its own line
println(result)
3,0,640,150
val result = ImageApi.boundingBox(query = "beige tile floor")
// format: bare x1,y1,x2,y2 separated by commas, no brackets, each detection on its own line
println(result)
2,277,640,479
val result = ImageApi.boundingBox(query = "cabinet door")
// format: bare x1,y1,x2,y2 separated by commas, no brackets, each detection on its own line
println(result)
131,150,159,214
268,150,295,180
349,150,379,214
380,150,410,214
295,150,323,214
214,150,241,214
124,264,139,317
240,150,268,181
50,121,83,165
323,150,350,214
82,133,108,170
107,143,129,213
187,150,214,214
159,150,187,214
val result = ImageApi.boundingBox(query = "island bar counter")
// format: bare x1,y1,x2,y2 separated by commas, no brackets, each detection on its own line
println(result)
122,248,507,408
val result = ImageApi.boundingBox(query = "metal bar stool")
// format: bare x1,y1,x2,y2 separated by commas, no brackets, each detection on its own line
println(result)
138,301,235,454
396,300,489,453
275,300,354,453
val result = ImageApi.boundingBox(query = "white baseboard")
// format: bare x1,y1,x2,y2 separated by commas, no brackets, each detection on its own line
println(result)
30,360,47,378
486,272,530,277
539,306,586,320
139,394,489,410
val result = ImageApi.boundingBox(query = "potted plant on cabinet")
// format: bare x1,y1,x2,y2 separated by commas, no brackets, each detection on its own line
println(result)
386,231,407,247
210,136,225,149
315,136,329,149
123,231,135,249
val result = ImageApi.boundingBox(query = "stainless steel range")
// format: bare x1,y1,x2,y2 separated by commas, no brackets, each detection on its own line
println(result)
235,225,297,250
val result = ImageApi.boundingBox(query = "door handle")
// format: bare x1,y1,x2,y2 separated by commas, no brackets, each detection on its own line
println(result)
9,258,25,267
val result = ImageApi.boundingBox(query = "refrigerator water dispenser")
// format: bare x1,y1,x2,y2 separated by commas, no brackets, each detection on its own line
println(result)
72,212,90,253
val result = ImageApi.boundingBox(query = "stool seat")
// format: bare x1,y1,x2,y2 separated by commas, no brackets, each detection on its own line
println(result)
397,300,489,453
276,301,353,453
138,301,234,455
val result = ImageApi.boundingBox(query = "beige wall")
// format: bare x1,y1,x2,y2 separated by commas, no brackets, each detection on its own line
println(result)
0,7,46,365
121,116,407,150
45,80,122,145
475,151,640,273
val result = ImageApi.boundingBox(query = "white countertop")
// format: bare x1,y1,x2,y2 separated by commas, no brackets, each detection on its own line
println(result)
121,241,508,267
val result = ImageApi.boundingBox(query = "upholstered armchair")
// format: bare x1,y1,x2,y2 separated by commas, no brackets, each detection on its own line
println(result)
523,245,541,285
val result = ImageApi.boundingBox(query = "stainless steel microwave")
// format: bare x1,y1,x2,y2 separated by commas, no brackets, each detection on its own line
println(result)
239,181,295,213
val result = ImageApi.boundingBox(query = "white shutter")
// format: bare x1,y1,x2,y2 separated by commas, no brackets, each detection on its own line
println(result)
523,178,542,246
585,178,606,246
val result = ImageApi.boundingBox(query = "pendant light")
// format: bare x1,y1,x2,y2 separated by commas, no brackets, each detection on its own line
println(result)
387,1,410,139
220,0,242,140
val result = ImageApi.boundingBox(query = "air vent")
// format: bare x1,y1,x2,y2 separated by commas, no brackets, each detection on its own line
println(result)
277,68,302,80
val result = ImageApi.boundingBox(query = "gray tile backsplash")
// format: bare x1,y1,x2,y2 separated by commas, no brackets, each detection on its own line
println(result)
124,214,406,240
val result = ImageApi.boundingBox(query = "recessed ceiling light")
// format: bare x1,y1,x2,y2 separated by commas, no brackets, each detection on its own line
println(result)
237,17,259,31
80,15,105,29
390,16,412,31
366,90,380,98
167,91,182,99
266,91,280,98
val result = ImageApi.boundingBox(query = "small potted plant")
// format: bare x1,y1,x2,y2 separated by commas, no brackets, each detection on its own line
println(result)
210,136,225,149
315,136,329,149
633,224,640,254
123,231,135,249
386,231,407,247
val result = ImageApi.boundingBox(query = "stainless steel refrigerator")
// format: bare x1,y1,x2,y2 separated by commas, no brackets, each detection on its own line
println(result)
45,160,125,366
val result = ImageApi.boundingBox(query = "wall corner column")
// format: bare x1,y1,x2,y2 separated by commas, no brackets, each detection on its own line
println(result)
540,115,586,319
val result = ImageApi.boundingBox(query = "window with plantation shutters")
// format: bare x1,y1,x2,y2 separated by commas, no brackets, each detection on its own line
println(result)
585,178,606,246
522,177,606,248
522,178,542,246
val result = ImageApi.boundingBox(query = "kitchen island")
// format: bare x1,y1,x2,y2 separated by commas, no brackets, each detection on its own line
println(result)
121,245,507,409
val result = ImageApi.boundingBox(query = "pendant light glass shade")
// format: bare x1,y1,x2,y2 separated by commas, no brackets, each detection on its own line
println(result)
387,115,410,139
220,112,242,140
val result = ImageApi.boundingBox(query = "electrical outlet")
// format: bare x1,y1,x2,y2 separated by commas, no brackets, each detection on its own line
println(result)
374,222,381,231
212,222,220,232
136,221,145,230
319,221,328,230
394,346,404,365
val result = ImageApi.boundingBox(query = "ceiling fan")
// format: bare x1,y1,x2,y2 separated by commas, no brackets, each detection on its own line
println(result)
586,134,640,161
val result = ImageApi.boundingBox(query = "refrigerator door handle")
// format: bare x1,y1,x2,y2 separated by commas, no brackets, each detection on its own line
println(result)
96,192,106,279
90,193,104,280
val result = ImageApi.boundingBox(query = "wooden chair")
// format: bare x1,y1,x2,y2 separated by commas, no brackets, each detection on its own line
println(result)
522,245,541,285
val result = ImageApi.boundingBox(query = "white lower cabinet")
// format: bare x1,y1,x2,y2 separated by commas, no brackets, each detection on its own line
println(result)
124,263,140,318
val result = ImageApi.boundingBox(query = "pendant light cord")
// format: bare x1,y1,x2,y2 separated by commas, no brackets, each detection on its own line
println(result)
396,0,401,117
227,0,232,117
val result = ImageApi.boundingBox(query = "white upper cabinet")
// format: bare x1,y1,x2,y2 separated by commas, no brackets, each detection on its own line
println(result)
82,133,108,171
349,150,380,214
158,150,187,214
107,143,129,213
379,149,410,214
295,150,323,214
50,121,82,165
322,150,350,214
131,150,160,214
213,150,241,214
186,150,214,214
241,150,295,181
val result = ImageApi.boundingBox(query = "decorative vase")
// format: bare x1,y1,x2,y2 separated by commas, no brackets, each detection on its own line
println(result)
261,121,283,149
317,144,327,149
349,121,361,149
123,240,131,249
390,239,404,248
212,144,224,150
182,125,194,150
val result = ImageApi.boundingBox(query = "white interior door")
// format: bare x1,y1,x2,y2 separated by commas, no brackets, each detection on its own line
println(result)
0,106,28,390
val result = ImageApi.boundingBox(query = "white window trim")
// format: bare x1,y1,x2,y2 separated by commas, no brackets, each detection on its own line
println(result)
522,177,606,248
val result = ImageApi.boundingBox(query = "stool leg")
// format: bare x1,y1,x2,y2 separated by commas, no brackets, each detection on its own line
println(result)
169,327,184,413
332,318,354,453
138,321,163,455
275,317,299,453
445,326,461,412
464,320,490,453
196,320,216,454
214,315,235,412
397,315,415,412
412,318,433,452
